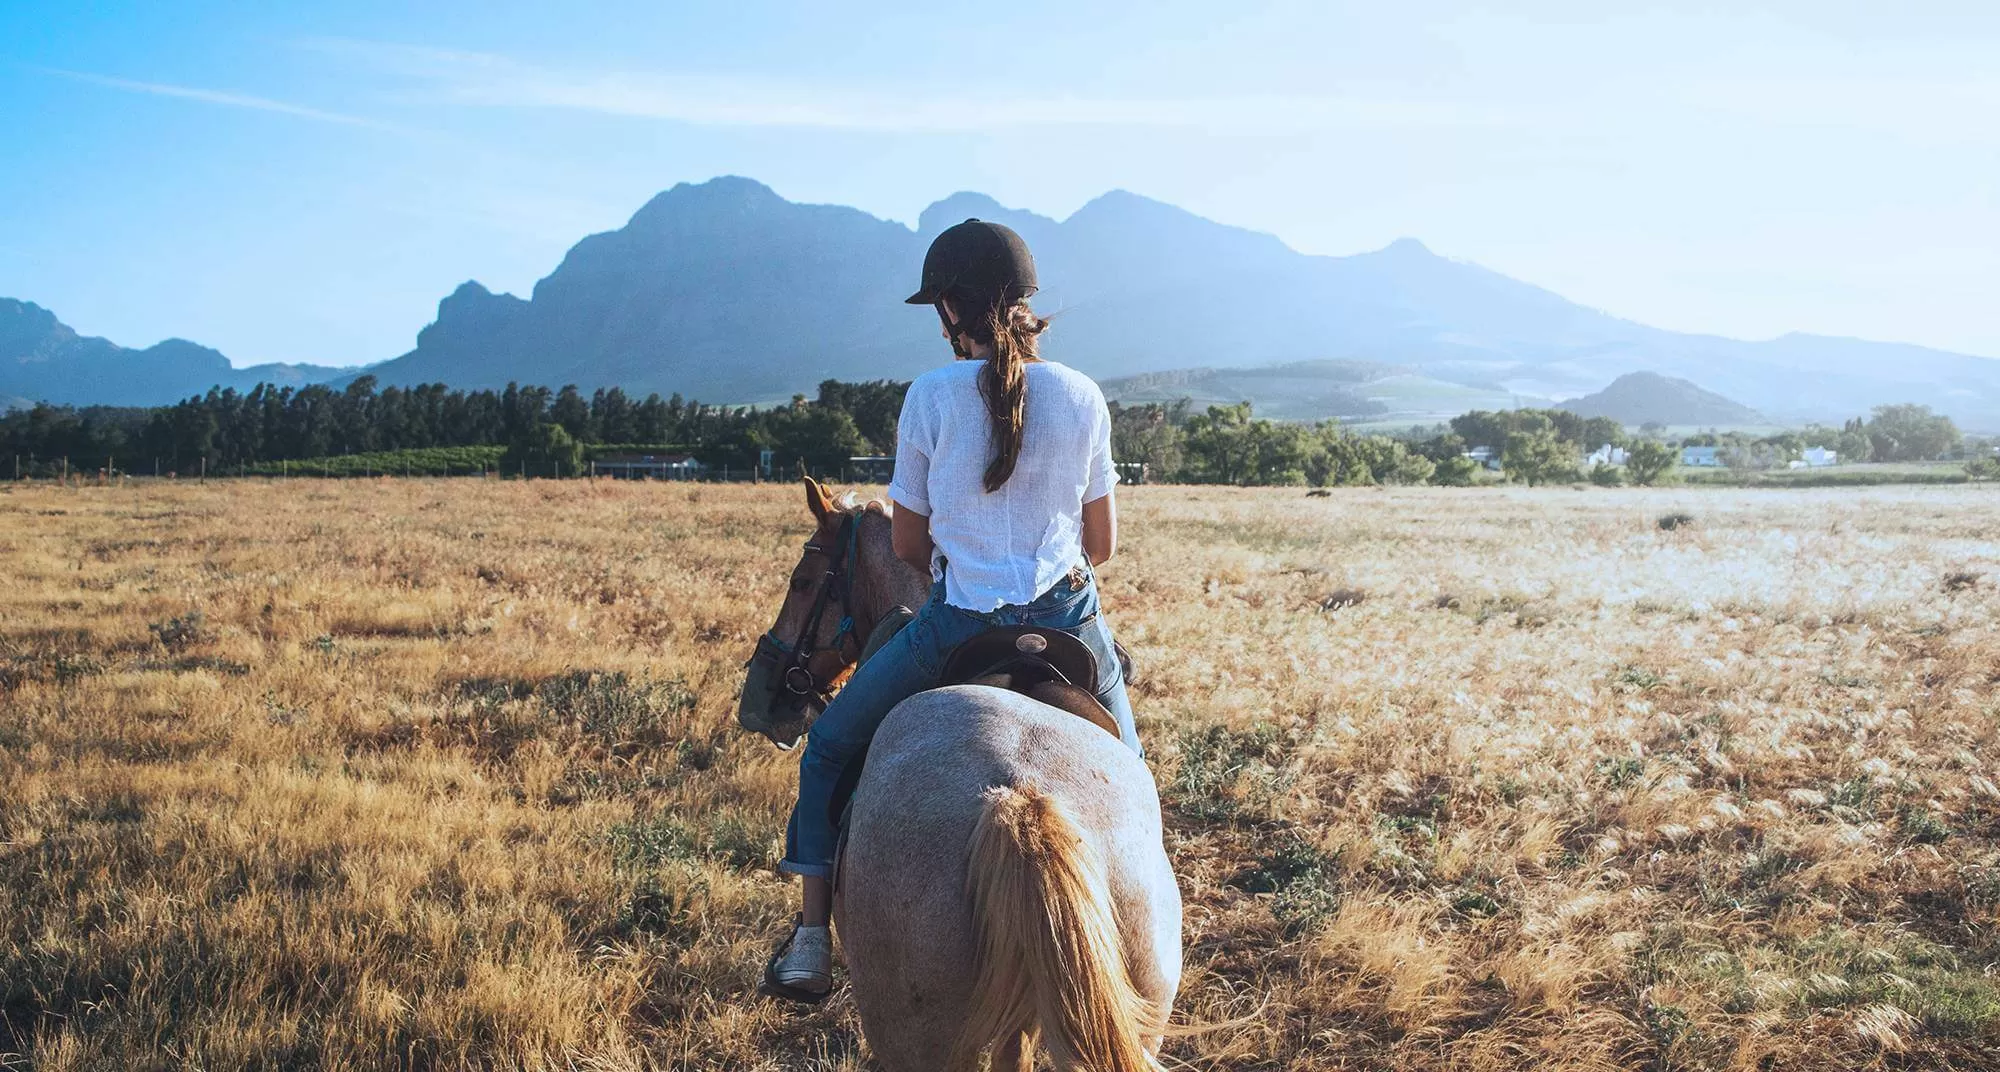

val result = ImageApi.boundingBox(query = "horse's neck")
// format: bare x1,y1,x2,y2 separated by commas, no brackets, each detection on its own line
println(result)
854,510,930,627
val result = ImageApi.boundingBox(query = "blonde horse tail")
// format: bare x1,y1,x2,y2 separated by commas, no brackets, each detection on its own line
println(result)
950,784,1165,1072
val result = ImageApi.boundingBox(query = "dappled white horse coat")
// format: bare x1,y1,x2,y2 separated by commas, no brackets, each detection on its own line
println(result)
835,685,1181,1071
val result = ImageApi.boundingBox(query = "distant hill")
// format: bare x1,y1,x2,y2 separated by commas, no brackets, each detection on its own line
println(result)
0,299,350,407
1100,359,1551,424
1559,371,1763,427
1,393,32,413
11,175,2000,423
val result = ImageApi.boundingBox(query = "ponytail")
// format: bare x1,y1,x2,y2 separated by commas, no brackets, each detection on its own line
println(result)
971,301,1048,492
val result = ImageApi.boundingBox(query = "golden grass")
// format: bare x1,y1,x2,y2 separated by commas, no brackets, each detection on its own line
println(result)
2,479,1997,1070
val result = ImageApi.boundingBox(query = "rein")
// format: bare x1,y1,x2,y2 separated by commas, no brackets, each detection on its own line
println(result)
751,513,862,708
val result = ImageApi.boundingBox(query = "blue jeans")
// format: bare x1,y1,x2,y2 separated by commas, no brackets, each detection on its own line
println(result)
779,566,1139,878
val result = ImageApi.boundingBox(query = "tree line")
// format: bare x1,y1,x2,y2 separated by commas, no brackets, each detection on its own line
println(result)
3,374,1984,485
0,377,908,479
1108,401,1641,487
1110,401,1448,486
1112,399,1984,487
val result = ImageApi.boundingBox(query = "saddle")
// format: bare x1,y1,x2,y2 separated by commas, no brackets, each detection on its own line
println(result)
937,625,1122,740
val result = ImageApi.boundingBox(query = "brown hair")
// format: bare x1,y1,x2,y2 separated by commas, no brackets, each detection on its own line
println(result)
952,297,1049,492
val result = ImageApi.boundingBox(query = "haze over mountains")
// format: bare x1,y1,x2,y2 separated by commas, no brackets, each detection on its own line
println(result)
6,176,1999,427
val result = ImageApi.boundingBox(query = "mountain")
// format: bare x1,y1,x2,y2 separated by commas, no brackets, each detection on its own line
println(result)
0,299,351,407
357,177,2000,427
368,177,923,402
1,393,32,413
11,176,2000,424
1558,371,1763,427
1100,359,1552,424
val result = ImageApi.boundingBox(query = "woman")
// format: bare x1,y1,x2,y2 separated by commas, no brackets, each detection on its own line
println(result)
765,218,1141,1002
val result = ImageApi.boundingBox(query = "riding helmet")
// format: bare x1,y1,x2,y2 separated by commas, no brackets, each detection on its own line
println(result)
904,219,1038,305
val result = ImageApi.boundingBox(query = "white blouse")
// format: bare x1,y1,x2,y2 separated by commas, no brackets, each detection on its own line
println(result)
887,360,1119,612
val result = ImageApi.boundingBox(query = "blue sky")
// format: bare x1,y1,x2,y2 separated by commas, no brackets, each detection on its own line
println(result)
3,1,1996,368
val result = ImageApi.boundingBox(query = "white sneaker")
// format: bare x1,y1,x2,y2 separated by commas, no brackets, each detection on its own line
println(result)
765,918,833,1002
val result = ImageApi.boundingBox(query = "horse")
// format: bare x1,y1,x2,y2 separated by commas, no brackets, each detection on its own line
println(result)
738,476,1182,1072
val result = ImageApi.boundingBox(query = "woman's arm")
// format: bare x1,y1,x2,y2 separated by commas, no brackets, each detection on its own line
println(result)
890,501,934,572
1082,492,1117,566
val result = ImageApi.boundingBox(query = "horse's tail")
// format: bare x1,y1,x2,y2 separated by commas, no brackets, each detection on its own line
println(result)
951,784,1164,1072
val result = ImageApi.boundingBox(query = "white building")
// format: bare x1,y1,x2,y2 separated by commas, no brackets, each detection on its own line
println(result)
1464,445,1502,470
1585,443,1629,468
1680,446,1722,467
593,453,705,479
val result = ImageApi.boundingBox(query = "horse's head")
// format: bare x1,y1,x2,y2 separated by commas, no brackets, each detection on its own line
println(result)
737,475,869,748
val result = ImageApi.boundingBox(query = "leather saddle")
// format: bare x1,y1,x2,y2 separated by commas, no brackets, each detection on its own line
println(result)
937,625,1122,741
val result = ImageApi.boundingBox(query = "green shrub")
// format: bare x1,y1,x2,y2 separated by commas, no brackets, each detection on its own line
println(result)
1624,440,1678,485
500,424,585,479
244,446,505,478
1430,454,1481,486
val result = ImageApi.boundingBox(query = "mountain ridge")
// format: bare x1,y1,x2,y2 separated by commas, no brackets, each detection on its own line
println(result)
1,298,350,407
6,176,1998,426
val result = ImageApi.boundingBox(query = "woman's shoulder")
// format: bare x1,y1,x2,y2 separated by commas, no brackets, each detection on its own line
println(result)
1028,360,1109,405
909,362,980,394
908,362,991,414
902,363,962,408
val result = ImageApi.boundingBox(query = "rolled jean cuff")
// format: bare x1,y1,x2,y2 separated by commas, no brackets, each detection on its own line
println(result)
778,857,834,879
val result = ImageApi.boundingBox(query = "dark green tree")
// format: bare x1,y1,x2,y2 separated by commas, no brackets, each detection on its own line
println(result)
550,384,592,441
1623,439,1677,485
500,421,584,478
815,379,909,454
1109,401,1188,480
1501,416,1578,485
1866,404,1959,462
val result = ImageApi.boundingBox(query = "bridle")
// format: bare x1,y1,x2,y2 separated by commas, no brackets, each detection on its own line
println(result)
750,513,861,709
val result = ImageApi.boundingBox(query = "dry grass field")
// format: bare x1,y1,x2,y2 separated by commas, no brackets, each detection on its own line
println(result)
3,478,1998,1071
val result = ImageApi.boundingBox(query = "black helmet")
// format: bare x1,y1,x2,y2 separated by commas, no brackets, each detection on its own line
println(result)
905,219,1038,306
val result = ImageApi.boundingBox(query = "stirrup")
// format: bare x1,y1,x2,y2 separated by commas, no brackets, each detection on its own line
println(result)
759,914,833,1006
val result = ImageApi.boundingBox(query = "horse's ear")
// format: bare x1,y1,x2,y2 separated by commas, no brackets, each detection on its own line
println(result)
803,475,834,521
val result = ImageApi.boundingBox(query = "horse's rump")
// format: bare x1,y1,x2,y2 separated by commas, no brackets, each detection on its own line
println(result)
834,687,1180,1072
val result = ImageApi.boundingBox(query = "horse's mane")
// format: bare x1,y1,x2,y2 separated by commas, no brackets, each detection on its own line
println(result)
833,489,889,516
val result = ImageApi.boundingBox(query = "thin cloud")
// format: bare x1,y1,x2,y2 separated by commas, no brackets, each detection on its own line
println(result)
41,69,407,132
302,37,1504,135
